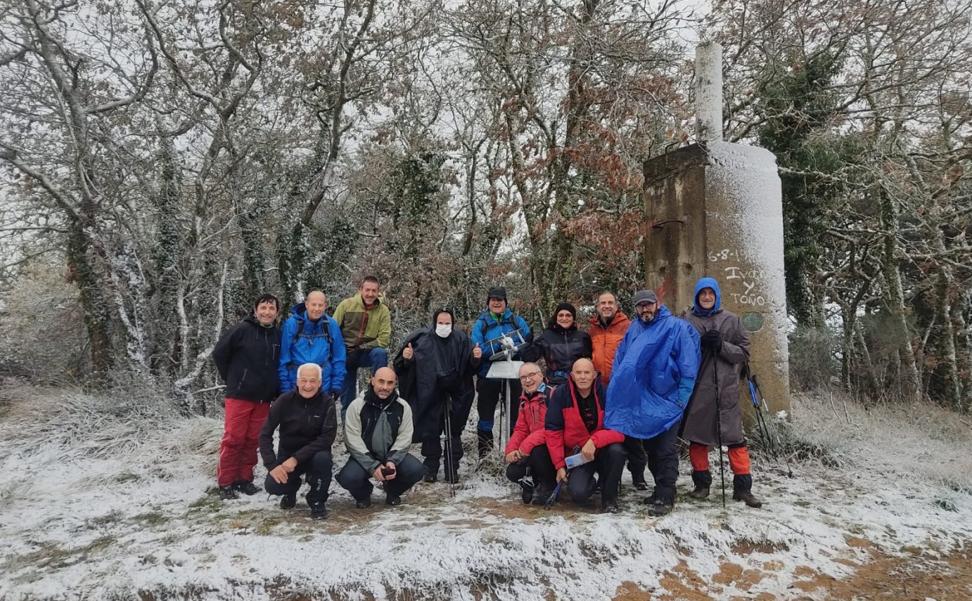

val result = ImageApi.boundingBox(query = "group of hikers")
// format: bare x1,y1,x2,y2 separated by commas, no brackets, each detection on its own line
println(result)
212,275,763,520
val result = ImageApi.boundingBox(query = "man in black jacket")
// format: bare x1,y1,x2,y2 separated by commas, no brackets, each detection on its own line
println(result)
337,367,425,508
212,293,281,500
259,362,337,519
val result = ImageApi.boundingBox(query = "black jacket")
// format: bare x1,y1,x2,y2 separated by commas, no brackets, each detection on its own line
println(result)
525,326,593,385
393,328,478,440
212,316,281,402
258,389,337,468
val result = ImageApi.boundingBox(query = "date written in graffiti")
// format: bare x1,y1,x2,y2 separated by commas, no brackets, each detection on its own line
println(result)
708,248,741,262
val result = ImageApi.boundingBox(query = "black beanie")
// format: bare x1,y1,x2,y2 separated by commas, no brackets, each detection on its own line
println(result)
548,302,578,330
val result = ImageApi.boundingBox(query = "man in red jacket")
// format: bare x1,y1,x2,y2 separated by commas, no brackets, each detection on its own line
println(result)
545,358,626,513
504,362,556,504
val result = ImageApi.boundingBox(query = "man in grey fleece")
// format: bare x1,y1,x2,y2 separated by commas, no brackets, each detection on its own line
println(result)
337,367,425,507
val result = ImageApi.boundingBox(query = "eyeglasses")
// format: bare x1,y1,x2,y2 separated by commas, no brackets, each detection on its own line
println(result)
519,371,542,381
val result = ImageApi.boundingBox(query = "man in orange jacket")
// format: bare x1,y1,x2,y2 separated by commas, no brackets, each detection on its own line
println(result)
588,291,646,490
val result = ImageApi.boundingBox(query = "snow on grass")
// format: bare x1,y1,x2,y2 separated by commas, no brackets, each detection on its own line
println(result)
1,384,970,600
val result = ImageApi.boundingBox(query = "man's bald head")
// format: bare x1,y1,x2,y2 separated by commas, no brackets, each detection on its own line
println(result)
571,358,596,394
371,366,397,399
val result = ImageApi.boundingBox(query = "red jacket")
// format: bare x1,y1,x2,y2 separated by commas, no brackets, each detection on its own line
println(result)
588,311,631,386
544,376,625,470
504,385,551,456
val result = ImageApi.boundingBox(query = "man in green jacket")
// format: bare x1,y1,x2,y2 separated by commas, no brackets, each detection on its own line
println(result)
334,275,392,418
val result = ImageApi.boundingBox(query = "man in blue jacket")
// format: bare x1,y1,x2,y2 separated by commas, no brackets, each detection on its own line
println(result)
470,287,532,457
605,289,700,516
278,290,347,400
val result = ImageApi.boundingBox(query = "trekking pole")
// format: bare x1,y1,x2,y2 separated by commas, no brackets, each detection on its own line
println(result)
443,394,457,497
711,347,727,509
749,374,794,478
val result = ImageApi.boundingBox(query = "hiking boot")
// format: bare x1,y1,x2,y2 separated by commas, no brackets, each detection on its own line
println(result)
218,486,239,500
355,497,372,509
732,474,762,508
309,502,328,520
423,459,439,483
601,501,621,514
519,482,535,504
233,481,260,496
689,470,712,499
733,490,763,508
631,479,650,491
646,499,673,516
443,470,460,484
279,493,297,509
689,486,710,500
386,495,402,506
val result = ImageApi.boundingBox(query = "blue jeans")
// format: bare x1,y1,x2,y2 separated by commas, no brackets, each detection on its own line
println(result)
340,347,389,414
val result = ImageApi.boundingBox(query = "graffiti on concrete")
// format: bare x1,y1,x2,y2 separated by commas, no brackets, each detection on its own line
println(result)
709,249,767,307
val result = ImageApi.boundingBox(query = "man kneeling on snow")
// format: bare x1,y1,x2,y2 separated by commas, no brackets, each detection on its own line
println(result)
337,367,425,508
258,362,337,520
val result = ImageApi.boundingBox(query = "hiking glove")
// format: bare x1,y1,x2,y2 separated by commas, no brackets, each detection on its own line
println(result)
701,330,723,352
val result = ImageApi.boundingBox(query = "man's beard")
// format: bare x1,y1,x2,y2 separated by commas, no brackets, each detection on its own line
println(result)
639,312,655,323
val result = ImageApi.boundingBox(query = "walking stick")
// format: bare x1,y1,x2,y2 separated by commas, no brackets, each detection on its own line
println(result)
747,372,794,478
442,394,457,497
710,346,727,509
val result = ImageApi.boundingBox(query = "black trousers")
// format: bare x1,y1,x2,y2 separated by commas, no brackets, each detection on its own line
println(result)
476,377,521,438
420,385,475,476
566,443,626,506
624,436,648,483
644,421,680,504
504,445,557,491
336,453,426,501
263,450,333,501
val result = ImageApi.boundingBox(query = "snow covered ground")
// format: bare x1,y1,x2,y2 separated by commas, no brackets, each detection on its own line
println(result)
1,383,970,600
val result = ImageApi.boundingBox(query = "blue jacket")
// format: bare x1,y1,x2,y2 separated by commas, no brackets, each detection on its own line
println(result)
604,305,700,439
278,303,347,393
470,308,532,377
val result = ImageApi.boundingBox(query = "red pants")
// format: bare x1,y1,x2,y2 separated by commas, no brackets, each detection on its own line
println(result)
689,442,751,476
217,398,270,487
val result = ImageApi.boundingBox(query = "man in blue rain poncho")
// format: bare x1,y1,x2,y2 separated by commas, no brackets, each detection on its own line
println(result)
605,289,700,516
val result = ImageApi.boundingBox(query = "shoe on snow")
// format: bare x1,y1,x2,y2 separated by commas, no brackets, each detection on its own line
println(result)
688,486,710,500
279,493,297,510
234,481,260,495
218,486,239,500
646,500,673,516
733,491,763,508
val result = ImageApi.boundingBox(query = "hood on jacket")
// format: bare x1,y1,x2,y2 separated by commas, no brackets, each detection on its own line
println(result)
431,307,456,327
692,277,722,317
547,302,578,332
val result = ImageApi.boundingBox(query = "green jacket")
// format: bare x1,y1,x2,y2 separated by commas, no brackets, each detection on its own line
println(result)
332,293,391,351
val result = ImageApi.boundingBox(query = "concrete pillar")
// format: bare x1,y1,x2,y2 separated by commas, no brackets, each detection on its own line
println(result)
642,142,790,415
694,42,723,144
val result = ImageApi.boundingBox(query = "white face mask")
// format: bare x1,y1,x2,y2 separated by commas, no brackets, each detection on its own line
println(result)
435,324,453,338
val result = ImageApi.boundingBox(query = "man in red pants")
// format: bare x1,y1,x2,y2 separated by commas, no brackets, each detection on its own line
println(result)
681,277,762,508
212,294,282,500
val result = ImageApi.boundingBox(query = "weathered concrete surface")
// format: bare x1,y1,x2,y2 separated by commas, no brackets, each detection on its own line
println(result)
643,142,791,414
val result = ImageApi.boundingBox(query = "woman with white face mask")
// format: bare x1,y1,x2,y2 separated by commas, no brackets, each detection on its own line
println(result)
393,308,481,483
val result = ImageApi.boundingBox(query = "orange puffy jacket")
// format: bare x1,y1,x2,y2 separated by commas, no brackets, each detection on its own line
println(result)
588,311,631,386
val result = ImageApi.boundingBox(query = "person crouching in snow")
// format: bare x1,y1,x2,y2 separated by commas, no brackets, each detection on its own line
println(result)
258,362,336,519
337,367,426,508
545,358,627,513
681,277,762,508
504,363,556,504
